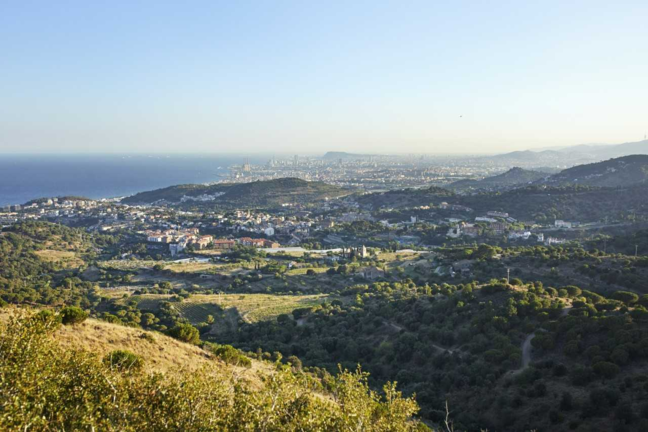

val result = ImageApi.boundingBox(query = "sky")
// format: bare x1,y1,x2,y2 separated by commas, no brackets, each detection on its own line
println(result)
1,0,647,155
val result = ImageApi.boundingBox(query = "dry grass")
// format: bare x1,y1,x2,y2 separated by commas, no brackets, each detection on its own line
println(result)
53,318,271,383
163,262,221,273
34,249,84,268
285,267,328,276
129,293,328,323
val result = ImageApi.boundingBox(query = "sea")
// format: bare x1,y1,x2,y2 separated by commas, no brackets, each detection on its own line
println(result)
0,154,271,207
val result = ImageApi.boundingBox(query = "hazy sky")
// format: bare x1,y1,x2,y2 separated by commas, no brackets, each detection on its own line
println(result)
1,1,647,155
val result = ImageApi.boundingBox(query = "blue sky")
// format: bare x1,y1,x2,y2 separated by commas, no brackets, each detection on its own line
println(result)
1,0,647,154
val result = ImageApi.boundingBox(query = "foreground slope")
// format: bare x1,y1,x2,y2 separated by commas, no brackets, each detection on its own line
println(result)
0,309,425,431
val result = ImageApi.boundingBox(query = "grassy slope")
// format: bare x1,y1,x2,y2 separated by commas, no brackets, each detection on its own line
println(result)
52,316,270,381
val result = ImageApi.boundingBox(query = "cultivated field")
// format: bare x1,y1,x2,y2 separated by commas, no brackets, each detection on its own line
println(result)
130,293,328,324
34,249,84,268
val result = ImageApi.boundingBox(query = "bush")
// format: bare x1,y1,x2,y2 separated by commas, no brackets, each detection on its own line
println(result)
562,286,582,298
32,309,62,327
103,350,144,372
60,306,88,325
203,342,251,368
168,323,201,344
286,355,303,371
612,291,639,305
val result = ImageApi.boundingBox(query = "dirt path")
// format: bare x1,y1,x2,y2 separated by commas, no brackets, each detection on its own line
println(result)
383,320,460,355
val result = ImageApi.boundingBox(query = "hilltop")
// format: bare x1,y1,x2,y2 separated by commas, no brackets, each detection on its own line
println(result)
121,177,350,208
447,167,548,192
542,155,648,188
322,151,375,160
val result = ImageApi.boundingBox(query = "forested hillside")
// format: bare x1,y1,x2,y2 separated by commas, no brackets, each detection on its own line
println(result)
121,178,350,208
215,278,648,431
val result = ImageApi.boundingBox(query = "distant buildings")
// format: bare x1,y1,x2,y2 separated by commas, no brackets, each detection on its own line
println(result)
361,266,384,280
555,220,580,229
545,236,567,246
487,211,509,218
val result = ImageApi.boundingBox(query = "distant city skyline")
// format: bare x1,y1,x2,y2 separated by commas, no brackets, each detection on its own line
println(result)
1,1,647,155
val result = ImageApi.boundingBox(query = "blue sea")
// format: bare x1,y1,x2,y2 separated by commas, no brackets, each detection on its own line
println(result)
0,154,270,206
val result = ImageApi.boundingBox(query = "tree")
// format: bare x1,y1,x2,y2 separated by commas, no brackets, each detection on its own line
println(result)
168,323,200,344
593,361,619,379
286,355,302,371
612,291,639,305
60,306,88,325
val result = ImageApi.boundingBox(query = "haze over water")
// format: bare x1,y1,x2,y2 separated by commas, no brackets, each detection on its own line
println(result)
0,154,268,206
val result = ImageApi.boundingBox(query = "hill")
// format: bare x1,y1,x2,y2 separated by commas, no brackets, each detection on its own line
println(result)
486,139,648,167
0,309,424,430
355,182,648,223
556,139,648,160
0,221,109,304
542,155,648,187
457,183,648,223
53,314,267,376
121,177,350,207
485,149,572,167
356,186,455,210
447,167,548,192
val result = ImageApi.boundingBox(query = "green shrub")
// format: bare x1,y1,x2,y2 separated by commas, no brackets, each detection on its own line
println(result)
612,291,639,305
203,342,252,368
60,306,88,325
168,323,200,344
286,355,303,371
103,350,144,372
32,309,62,328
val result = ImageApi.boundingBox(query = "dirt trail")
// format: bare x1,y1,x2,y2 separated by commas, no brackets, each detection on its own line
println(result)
384,320,460,355
510,306,575,376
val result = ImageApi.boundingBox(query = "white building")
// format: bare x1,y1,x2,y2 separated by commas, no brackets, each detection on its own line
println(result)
555,220,573,229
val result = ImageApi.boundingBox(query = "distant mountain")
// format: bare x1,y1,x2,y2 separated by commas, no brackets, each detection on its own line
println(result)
558,139,648,159
542,155,648,187
486,150,569,166
322,151,375,161
122,178,350,207
446,167,548,192
487,139,648,167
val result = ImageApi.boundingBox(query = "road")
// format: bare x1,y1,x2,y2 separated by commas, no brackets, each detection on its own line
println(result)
520,333,537,370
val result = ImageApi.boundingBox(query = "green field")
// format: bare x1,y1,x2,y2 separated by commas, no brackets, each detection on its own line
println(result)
285,267,328,276
131,293,328,324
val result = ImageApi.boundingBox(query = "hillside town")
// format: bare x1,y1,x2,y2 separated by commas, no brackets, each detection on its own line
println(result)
0,186,600,262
